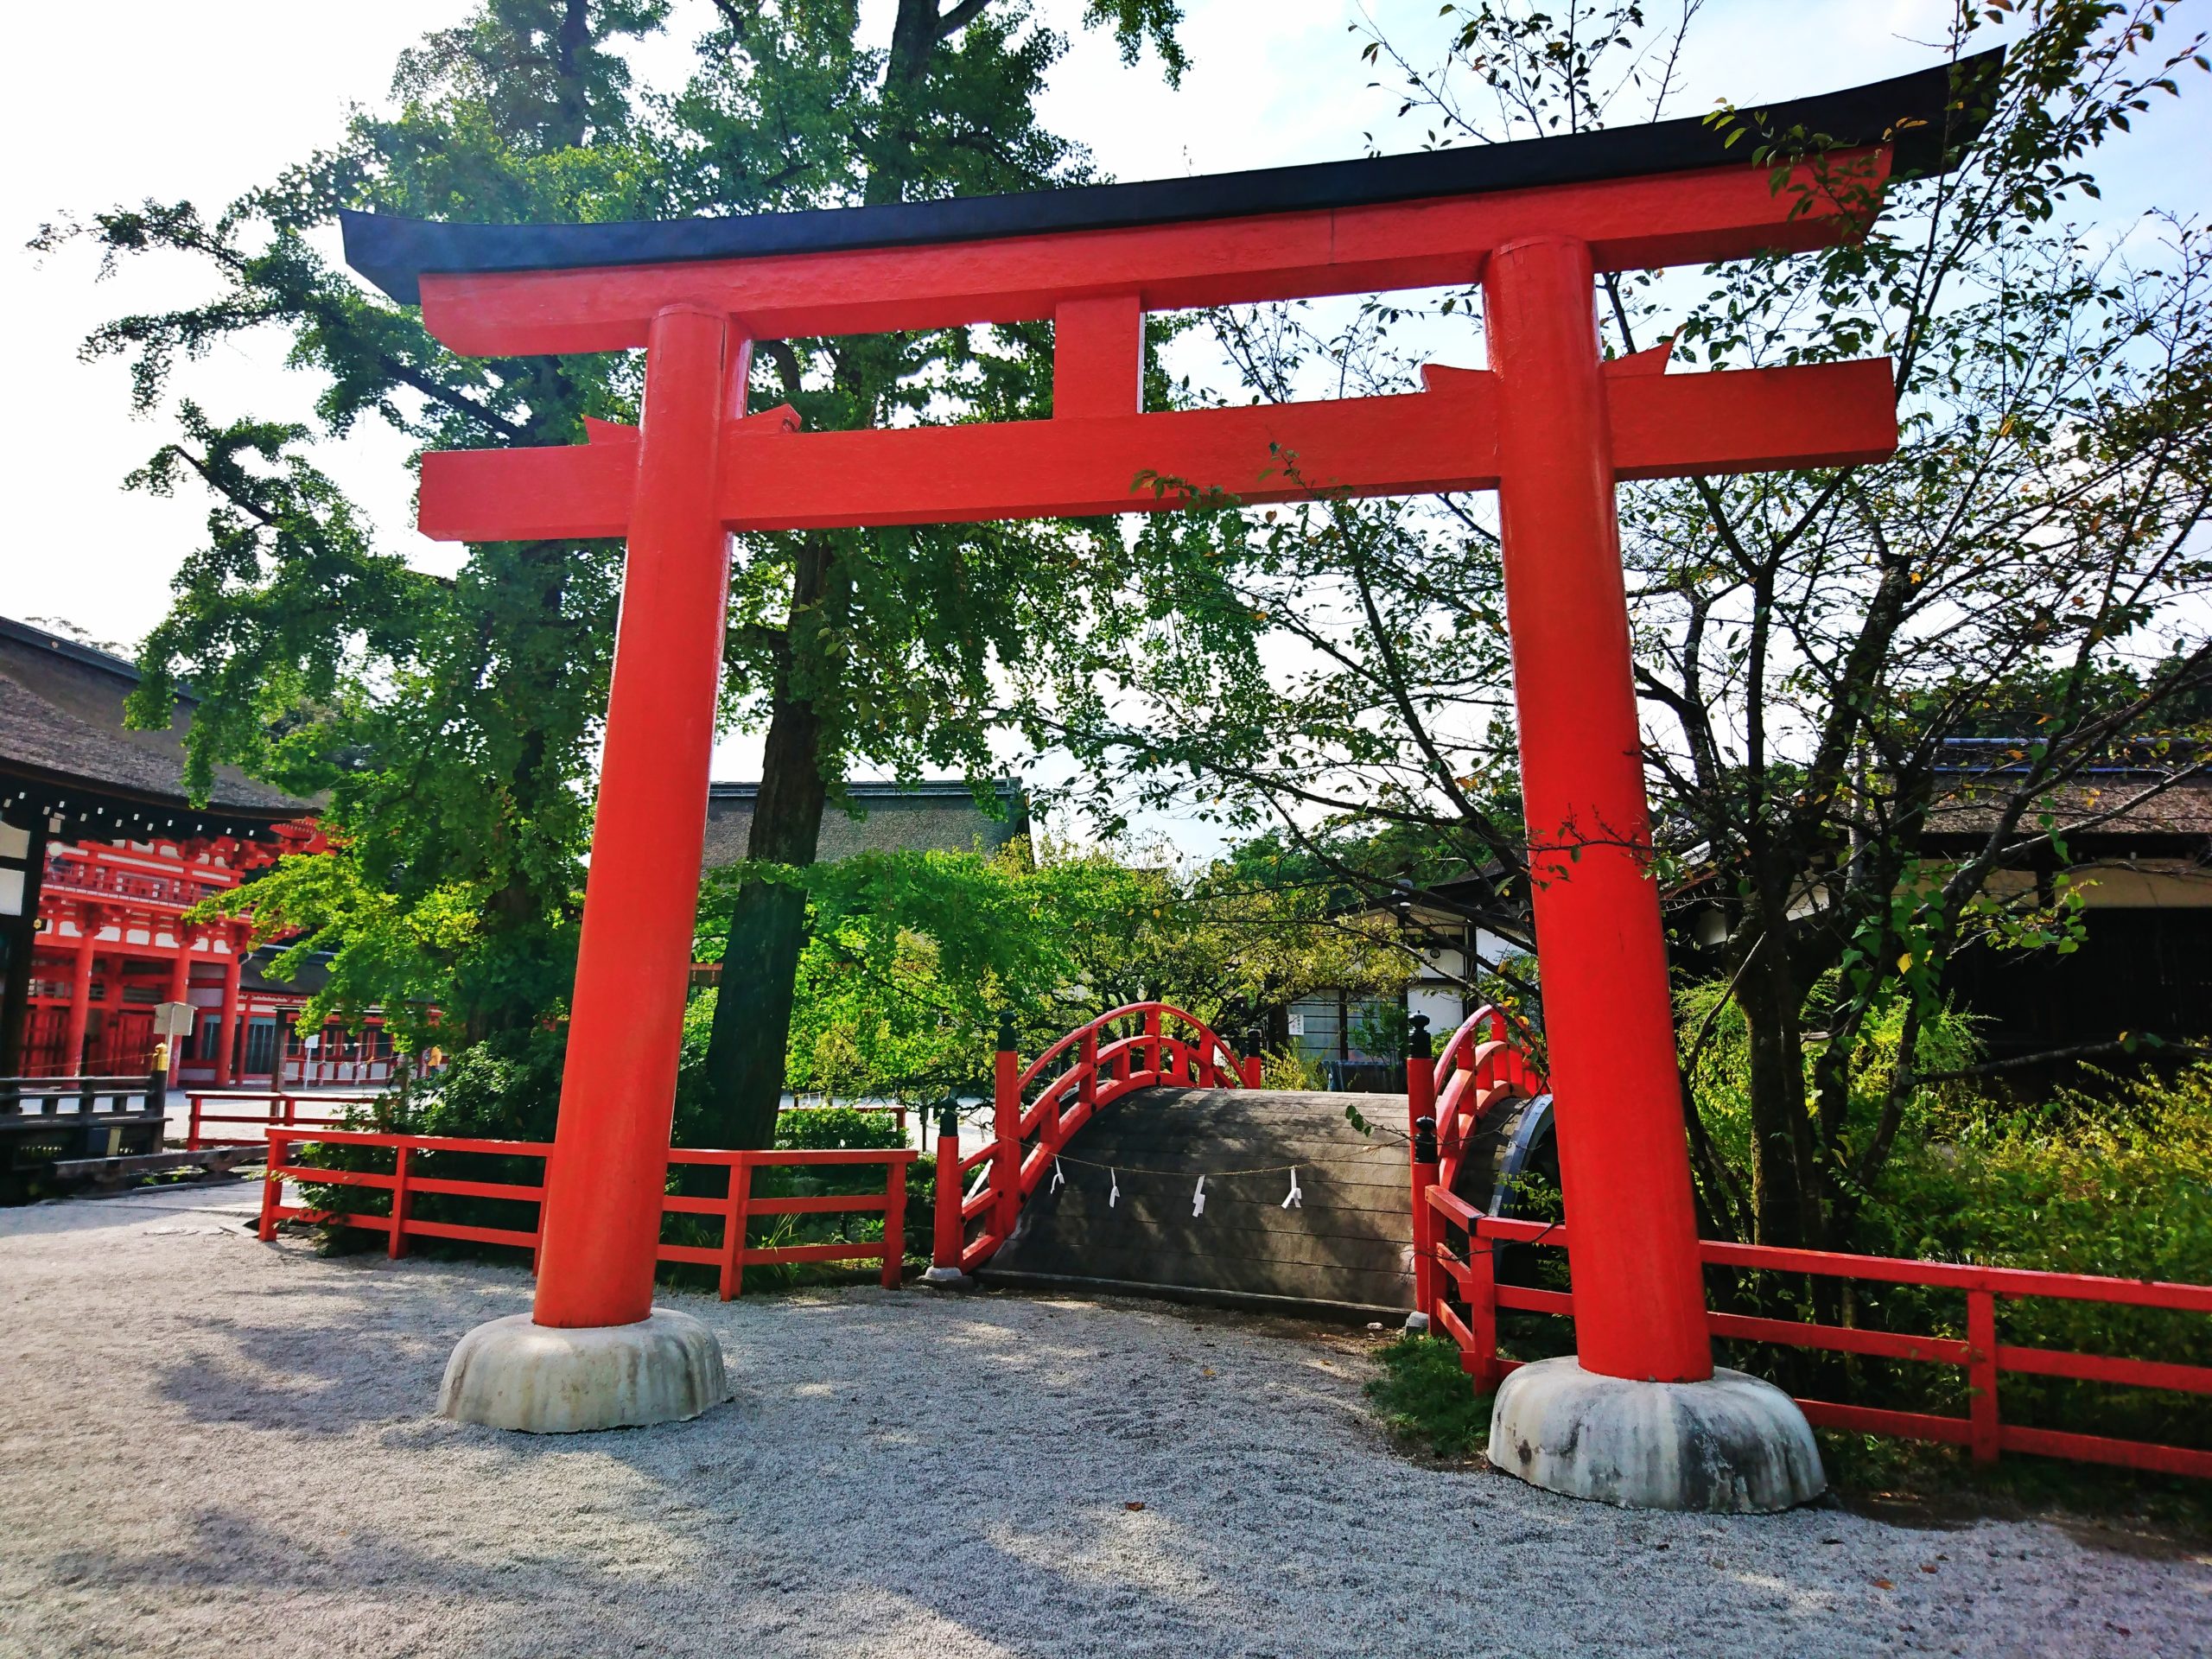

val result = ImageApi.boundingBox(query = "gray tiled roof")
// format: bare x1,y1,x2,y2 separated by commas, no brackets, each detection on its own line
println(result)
702,779,1027,869
0,618,310,817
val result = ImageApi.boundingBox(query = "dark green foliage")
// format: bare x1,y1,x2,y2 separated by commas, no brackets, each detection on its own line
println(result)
403,1027,568,1142
1363,1334,1493,1460
1836,1065,2212,1455
43,0,1211,1090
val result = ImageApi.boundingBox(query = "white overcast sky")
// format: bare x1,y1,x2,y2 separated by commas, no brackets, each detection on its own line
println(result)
3,1,2205,842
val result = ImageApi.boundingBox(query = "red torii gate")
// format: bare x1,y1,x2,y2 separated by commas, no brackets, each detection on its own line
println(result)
350,56,1988,1499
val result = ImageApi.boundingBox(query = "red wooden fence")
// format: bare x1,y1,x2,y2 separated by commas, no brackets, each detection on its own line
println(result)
259,1128,913,1299
188,1091,383,1149
1421,1190,2212,1480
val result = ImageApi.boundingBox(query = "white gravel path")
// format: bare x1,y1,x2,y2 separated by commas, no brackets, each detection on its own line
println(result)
0,1184,2205,1658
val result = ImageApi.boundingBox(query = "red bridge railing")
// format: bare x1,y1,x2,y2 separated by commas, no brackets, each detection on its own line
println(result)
932,1001,1259,1278
1423,1004,1548,1198
259,1127,912,1299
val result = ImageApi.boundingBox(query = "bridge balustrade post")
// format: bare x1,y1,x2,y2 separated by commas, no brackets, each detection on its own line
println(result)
1243,1027,1265,1090
1142,1009,1162,1082
1410,1116,1442,1338
1077,1027,1096,1128
1405,1014,1433,1141
927,1100,967,1281
992,1015,1021,1242
1407,1019,1437,1332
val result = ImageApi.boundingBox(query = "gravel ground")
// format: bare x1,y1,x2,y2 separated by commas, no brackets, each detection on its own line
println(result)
0,1184,2205,1658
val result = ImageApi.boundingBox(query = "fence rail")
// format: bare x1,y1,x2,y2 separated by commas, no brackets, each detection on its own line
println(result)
258,1128,914,1299
1,1074,159,1119
1421,1187,2212,1480
188,1091,385,1148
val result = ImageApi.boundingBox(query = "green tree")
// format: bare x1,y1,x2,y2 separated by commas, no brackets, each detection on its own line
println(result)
1033,1,2212,1254
684,0,1192,1148
40,0,671,1044
40,0,1202,1101
694,839,1407,1106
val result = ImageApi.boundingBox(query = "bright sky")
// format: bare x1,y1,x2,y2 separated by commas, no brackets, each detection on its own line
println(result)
3,1,2205,846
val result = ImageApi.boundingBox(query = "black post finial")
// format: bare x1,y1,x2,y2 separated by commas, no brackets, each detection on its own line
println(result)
1414,1114,1439,1165
1407,1011,1432,1060
996,1011,1016,1052
936,1096,960,1141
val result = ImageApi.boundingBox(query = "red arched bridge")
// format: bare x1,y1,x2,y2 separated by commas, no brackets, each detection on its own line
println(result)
930,999,1551,1320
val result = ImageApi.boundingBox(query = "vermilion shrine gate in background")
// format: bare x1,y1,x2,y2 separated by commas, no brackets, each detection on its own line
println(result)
346,55,1995,1500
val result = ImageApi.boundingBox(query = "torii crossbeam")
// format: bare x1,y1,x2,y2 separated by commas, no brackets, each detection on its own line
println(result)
347,54,1994,1499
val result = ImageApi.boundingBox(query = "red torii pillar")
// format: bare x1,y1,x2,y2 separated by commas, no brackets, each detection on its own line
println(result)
532,304,741,1329
1485,235,1710,1382
62,905,102,1077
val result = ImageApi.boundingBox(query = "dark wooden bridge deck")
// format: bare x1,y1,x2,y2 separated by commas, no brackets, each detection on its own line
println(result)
982,1086,1414,1321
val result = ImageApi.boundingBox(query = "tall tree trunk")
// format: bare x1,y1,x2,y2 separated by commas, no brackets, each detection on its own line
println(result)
696,0,970,1144
1734,872,1824,1252
699,537,837,1147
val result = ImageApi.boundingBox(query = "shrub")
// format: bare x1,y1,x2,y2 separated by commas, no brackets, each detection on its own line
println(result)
1842,1064,2212,1452
1364,1334,1492,1459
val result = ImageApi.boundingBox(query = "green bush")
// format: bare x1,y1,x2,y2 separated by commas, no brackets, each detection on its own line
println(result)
1364,1334,1492,1459
1843,1065,2212,1452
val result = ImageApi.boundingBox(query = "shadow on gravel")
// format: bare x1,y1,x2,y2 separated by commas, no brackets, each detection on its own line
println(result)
147,1270,522,1436
40,1502,645,1614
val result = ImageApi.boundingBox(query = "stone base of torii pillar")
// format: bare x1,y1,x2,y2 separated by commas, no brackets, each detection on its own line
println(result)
438,1310,728,1433
1488,1358,1825,1512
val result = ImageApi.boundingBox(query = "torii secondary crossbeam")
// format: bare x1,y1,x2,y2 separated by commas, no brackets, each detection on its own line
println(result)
347,54,1993,1494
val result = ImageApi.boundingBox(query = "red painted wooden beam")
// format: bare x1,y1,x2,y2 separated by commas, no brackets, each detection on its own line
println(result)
416,152,1891,355
415,357,1894,542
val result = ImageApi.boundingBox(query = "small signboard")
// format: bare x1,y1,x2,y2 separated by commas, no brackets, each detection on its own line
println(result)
152,1001,196,1039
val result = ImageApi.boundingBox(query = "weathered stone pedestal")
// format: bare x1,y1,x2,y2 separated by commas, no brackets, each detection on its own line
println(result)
1487,1357,1825,1512
439,1308,728,1433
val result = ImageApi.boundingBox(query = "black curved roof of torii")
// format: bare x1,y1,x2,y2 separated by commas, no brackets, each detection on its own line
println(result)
344,50,2000,305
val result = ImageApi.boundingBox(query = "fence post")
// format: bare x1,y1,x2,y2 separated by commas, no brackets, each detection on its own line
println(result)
1074,1025,1097,1134
258,1132,285,1242
1465,1209,1501,1391
881,1153,908,1289
926,1100,971,1285
1967,1286,2000,1465
1408,1114,1440,1333
720,1153,752,1301
187,1093,203,1152
993,1014,1022,1241
388,1145,412,1261
1243,1027,1264,1090
1407,1014,1438,1332
148,1051,168,1141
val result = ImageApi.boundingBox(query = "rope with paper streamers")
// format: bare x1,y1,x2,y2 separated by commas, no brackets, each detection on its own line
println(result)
1023,1147,1561,1269
1028,1146,1396,1217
